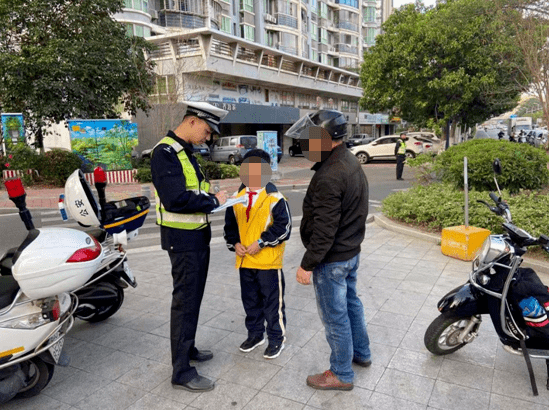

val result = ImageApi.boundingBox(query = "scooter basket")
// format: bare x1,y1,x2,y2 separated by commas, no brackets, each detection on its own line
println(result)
101,196,150,235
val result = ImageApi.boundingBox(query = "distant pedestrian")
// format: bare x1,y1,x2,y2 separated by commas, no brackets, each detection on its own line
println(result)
395,133,407,180
286,110,371,391
223,149,292,360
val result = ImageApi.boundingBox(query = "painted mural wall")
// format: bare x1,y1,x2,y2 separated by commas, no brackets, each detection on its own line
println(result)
68,120,138,171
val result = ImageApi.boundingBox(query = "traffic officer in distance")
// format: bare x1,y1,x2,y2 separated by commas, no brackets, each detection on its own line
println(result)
151,102,228,393
394,132,407,180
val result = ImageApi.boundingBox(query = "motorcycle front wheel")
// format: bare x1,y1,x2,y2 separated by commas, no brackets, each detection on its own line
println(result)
424,312,475,355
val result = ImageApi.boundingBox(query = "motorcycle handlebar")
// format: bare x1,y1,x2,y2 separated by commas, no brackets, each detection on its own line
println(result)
489,192,500,204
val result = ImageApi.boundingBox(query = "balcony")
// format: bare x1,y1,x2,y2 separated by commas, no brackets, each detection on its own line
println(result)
337,21,358,32
275,13,298,29
335,43,357,54
278,44,297,55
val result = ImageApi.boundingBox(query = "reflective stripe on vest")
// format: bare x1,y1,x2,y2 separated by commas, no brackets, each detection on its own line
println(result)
398,140,406,155
153,137,211,230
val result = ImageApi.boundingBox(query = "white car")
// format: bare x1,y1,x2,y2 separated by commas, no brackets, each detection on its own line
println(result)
349,135,424,164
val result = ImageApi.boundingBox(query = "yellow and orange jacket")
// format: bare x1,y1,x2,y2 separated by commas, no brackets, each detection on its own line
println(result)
223,183,291,270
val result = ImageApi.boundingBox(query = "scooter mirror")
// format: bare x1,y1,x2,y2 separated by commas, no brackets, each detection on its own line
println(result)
493,158,502,175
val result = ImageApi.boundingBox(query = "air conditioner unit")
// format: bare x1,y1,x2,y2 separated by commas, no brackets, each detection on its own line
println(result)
264,13,277,24
150,10,159,19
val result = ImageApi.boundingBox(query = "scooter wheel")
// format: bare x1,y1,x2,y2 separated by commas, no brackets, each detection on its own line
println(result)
15,357,54,399
83,285,124,323
424,312,474,355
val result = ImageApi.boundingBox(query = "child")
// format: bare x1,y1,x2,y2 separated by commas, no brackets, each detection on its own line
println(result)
223,149,291,359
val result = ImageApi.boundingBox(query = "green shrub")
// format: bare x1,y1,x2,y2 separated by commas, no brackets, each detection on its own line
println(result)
433,140,549,193
135,167,152,183
218,164,240,179
382,182,549,238
36,149,83,186
4,142,40,172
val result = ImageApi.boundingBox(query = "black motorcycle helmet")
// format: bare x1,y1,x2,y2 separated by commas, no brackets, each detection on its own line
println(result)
310,110,348,140
285,109,348,140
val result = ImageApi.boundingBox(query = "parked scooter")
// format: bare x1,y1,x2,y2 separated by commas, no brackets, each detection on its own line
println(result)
424,159,549,395
0,179,103,404
1,168,149,322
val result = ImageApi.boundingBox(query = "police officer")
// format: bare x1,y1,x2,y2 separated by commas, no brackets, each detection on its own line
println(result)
151,102,228,392
395,132,407,180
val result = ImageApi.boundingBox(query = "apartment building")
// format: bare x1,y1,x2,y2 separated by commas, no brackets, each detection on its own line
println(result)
115,0,396,151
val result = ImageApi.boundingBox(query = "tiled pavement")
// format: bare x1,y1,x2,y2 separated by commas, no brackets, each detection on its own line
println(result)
5,222,549,409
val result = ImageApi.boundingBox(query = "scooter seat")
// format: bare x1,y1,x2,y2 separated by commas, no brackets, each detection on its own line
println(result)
0,247,17,276
0,276,19,309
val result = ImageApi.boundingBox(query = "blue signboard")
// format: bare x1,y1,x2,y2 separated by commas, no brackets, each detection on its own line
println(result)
257,131,278,173
1,113,25,145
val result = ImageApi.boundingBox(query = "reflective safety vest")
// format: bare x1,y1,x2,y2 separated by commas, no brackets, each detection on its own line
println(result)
153,137,211,230
397,140,406,155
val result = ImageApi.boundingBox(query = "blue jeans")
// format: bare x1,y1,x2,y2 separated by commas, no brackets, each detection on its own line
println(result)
313,254,371,383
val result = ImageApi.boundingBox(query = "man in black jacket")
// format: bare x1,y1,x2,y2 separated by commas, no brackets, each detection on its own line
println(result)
286,110,371,391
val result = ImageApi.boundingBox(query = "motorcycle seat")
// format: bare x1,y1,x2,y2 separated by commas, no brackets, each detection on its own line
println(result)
0,276,20,309
0,247,17,276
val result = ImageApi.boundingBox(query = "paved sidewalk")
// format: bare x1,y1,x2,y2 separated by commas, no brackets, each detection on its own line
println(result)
5,221,549,410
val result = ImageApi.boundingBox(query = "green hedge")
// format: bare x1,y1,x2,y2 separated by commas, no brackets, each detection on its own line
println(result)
36,149,83,186
431,140,549,193
382,183,549,238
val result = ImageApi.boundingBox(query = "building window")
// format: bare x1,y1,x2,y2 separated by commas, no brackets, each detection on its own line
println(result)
152,75,177,104
320,53,327,65
319,2,328,18
364,27,376,45
350,101,358,111
310,0,317,8
242,24,255,41
320,28,328,44
241,0,254,12
311,22,318,41
336,0,358,8
221,16,231,33
125,23,134,37
363,6,375,23
281,91,295,106
144,27,151,37
124,0,148,11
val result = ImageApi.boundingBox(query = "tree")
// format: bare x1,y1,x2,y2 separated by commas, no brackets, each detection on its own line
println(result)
0,0,155,151
359,0,531,144
494,0,549,129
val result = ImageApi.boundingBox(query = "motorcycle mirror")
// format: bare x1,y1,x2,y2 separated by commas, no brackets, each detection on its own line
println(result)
493,158,502,175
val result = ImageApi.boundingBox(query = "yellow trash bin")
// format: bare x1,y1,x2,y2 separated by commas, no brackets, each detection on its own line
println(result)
441,225,491,261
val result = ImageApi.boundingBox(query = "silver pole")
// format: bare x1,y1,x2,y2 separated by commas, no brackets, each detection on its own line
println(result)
464,156,469,228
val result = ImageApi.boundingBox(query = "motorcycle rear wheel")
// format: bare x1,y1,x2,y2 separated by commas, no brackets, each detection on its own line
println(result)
15,357,54,399
424,312,474,355
78,283,124,323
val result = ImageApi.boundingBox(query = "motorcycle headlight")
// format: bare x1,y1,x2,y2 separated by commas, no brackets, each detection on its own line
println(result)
477,235,509,265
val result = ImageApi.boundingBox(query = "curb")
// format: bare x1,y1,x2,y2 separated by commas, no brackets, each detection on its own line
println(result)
373,214,549,280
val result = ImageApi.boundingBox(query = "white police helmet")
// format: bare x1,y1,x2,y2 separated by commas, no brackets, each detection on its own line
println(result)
64,169,101,226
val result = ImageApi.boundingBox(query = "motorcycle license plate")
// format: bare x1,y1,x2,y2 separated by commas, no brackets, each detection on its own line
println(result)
122,261,137,287
49,335,64,364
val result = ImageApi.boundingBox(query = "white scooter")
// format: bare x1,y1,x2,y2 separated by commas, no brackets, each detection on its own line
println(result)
1,168,149,322
0,179,105,404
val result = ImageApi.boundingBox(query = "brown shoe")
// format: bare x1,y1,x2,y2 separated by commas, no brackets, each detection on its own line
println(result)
306,370,353,391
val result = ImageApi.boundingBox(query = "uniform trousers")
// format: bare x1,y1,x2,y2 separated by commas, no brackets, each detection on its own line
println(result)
168,247,210,384
396,154,406,179
240,268,286,344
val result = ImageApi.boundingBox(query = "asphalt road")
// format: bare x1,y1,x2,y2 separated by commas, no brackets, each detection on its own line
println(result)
0,161,410,256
